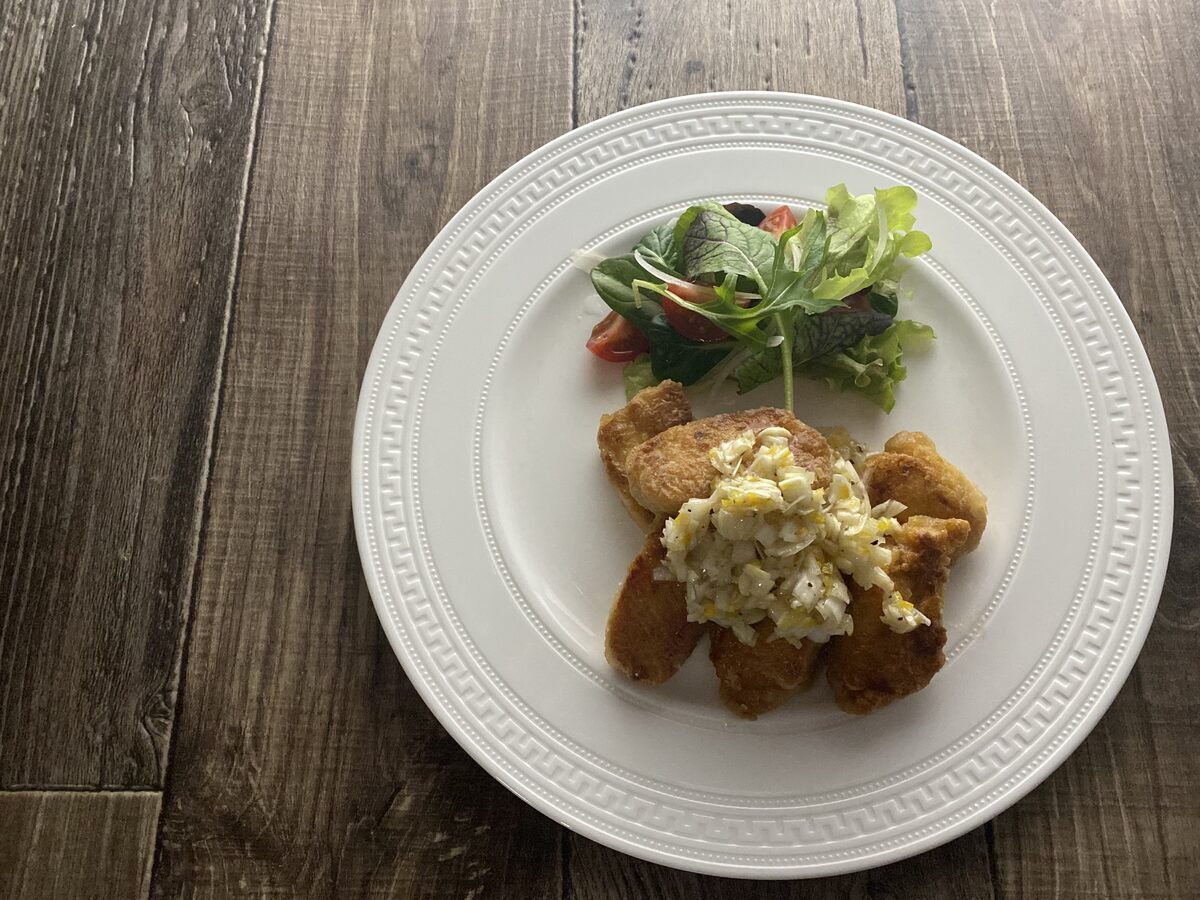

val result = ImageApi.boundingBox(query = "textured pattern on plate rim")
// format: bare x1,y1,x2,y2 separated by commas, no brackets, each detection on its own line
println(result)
355,96,1166,871
374,104,1151,851
471,196,1033,733
424,144,1083,814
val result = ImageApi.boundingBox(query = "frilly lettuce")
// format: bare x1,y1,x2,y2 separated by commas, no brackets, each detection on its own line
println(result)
622,354,658,400
801,320,935,412
808,185,932,301
588,185,935,411
735,294,894,394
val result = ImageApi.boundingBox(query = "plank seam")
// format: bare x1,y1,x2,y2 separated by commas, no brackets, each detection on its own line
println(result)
984,820,1001,899
893,0,919,121
570,0,579,128
144,0,281,887
561,824,573,900
0,788,162,796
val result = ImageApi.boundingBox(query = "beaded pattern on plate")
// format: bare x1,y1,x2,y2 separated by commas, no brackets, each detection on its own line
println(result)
356,98,1163,867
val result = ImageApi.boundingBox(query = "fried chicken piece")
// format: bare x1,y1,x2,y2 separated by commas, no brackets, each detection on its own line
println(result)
597,381,693,532
605,525,705,684
624,408,832,514
709,622,823,719
825,515,971,714
862,431,987,555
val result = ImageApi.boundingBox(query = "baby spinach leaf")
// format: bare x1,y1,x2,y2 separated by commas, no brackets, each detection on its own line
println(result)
633,224,682,276
590,256,729,384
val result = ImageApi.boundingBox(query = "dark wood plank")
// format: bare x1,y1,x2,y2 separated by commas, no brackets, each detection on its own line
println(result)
569,830,995,899
575,0,906,123
0,0,273,787
149,0,572,895
571,1,995,893
896,0,1200,896
0,791,160,899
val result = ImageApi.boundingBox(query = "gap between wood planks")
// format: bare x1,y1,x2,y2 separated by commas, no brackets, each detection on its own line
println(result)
142,0,282,884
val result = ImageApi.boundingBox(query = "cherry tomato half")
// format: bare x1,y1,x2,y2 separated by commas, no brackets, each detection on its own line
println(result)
586,311,650,362
759,205,798,239
662,285,728,343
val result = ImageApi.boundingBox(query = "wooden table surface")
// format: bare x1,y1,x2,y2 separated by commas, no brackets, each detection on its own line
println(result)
2,0,1197,896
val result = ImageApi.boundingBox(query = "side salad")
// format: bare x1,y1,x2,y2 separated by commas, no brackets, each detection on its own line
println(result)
584,184,935,412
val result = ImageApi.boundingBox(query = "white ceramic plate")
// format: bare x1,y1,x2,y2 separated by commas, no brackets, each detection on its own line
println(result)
352,93,1171,878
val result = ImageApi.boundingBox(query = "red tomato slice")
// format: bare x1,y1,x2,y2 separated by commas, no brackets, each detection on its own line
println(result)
760,205,798,239
662,286,727,343
586,311,650,362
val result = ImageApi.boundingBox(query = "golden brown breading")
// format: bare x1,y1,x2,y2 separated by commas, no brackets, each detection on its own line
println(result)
597,381,693,531
709,622,823,719
605,525,705,684
624,408,832,514
825,515,971,714
862,431,987,555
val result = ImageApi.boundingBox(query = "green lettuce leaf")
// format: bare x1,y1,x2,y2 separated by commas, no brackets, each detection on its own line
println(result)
811,185,932,301
622,355,659,399
799,319,935,412
588,189,933,411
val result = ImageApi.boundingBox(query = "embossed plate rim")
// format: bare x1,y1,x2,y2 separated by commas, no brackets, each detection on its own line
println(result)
352,92,1172,878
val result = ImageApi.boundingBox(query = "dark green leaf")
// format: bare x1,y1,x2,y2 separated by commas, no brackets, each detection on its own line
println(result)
869,289,899,317
590,255,729,384
679,207,776,293
633,224,681,276
735,305,893,393
760,211,842,317
590,256,669,337
672,201,728,250
650,339,729,385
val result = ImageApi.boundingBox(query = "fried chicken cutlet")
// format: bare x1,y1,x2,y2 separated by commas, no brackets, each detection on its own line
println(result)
709,623,823,719
624,408,832,516
597,381,692,532
862,432,987,555
605,525,705,683
601,403,837,696
825,515,971,714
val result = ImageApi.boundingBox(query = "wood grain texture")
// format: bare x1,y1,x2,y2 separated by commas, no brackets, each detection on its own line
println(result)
148,0,572,895
575,0,906,123
0,0,272,787
897,0,1200,896
1,0,1195,895
571,1,995,893
0,791,160,899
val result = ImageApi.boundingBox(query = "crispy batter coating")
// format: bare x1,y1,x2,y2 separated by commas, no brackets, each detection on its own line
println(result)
862,431,987,555
624,408,833,514
605,525,705,684
709,622,823,719
597,381,693,532
825,515,970,714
